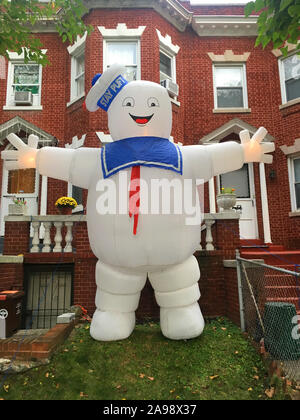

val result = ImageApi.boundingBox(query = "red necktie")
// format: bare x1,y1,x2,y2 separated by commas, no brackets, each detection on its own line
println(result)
129,166,140,235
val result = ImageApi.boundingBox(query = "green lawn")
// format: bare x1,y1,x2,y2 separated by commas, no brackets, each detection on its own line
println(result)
0,318,289,400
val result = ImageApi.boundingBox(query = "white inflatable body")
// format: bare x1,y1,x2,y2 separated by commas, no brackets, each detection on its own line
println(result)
2,64,275,341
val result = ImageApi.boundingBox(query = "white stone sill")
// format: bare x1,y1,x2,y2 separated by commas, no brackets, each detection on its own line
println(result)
213,108,251,114
289,211,300,218
279,97,300,110
0,255,24,264
66,93,85,108
4,215,87,222
3,105,43,111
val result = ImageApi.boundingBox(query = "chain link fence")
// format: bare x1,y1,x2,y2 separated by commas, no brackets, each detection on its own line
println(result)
236,254,300,383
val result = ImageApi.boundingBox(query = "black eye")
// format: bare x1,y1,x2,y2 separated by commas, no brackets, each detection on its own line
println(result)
147,97,159,107
123,97,135,107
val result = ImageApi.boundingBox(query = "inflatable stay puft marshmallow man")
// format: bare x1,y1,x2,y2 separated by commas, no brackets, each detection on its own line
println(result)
2,64,275,341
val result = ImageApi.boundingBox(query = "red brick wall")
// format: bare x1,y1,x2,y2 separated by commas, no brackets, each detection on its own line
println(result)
0,263,23,291
3,221,30,255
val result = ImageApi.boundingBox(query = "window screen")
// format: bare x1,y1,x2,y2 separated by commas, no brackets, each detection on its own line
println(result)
283,54,300,102
160,51,172,80
220,164,250,198
7,169,36,194
215,66,244,108
107,42,138,81
13,64,40,95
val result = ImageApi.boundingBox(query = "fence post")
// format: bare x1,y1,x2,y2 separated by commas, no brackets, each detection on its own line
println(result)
236,249,246,332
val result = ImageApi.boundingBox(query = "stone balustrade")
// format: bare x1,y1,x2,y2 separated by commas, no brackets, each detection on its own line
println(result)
4,215,86,254
4,212,240,255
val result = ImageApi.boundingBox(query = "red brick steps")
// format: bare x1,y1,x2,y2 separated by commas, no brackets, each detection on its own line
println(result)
240,241,300,318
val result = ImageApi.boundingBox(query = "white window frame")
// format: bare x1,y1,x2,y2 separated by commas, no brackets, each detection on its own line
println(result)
103,39,141,81
67,32,87,107
99,24,145,81
159,46,176,84
4,50,46,111
213,63,249,110
278,51,300,106
288,154,300,212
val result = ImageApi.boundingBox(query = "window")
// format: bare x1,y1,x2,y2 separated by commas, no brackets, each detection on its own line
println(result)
6,63,42,108
67,183,83,213
160,50,175,83
279,53,300,104
220,164,250,198
67,32,86,105
105,41,139,81
290,157,300,211
213,64,248,109
7,169,36,194
72,52,85,99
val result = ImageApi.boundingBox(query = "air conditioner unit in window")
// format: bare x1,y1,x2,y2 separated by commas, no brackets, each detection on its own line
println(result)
14,91,33,106
160,79,179,98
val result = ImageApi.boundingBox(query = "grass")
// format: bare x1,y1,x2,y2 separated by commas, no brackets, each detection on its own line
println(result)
0,318,289,400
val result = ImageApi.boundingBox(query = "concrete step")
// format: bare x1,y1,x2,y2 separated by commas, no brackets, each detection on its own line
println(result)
266,297,300,311
240,251,300,266
265,286,300,299
264,274,300,287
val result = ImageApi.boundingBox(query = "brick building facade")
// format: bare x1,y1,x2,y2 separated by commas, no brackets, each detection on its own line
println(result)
0,0,299,328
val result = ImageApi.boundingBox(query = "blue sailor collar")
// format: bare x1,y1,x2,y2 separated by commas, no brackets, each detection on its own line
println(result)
101,136,183,179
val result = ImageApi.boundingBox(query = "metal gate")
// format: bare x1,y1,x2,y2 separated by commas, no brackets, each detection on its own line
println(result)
23,264,74,329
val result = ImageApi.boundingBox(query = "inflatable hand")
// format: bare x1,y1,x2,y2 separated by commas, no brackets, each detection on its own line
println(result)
1,133,39,170
240,127,275,164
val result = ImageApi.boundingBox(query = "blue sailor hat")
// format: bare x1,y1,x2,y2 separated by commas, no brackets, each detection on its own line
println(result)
85,64,128,112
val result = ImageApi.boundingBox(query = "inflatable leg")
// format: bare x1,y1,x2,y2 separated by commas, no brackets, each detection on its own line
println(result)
90,261,147,341
148,255,204,340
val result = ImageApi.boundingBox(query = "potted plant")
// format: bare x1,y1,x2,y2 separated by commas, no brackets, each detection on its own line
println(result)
8,197,27,215
55,197,77,215
216,187,237,213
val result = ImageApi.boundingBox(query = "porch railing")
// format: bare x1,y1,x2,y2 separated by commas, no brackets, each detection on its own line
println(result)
4,212,240,254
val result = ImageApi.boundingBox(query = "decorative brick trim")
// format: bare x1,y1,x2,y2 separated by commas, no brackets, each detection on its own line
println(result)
208,50,250,62
280,138,300,155
98,23,146,38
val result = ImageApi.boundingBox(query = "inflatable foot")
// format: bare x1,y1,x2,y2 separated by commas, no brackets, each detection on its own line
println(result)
90,309,135,341
160,303,205,340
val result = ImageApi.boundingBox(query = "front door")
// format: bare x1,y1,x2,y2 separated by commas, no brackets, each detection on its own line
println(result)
219,163,258,239
0,167,39,236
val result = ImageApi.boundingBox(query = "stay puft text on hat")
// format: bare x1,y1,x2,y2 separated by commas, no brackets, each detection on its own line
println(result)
85,64,128,113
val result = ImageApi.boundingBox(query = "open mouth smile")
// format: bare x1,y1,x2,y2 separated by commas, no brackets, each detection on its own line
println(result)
129,113,154,125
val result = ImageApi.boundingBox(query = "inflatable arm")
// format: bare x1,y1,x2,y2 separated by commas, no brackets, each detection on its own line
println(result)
184,127,274,181
1,133,100,190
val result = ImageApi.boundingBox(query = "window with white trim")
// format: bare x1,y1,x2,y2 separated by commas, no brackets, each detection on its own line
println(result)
104,40,139,81
73,53,85,98
6,62,42,107
67,183,84,213
289,156,300,211
159,49,176,83
68,32,86,105
213,64,248,109
279,52,300,104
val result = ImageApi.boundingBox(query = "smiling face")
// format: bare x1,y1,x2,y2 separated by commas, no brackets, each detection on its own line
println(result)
108,81,172,141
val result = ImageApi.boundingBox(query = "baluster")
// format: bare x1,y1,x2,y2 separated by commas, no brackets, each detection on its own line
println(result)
31,221,40,253
64,221,73,253
205,219,214,251
53,222,63,253
42,222,52,253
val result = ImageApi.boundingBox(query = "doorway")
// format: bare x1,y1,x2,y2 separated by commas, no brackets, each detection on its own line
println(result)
219,163,258,239
1,167,39,236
